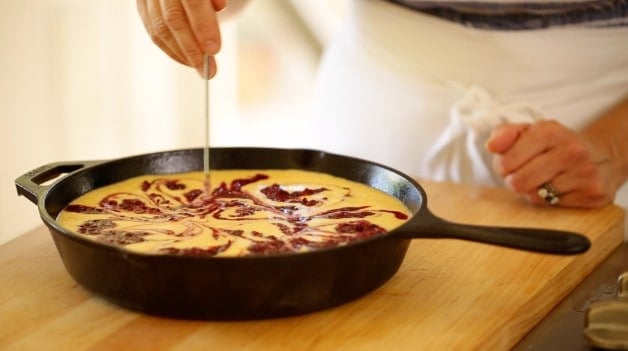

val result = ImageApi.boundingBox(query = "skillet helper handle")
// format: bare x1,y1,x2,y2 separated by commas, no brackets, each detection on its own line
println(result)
397,209,590,255
15,161,96,204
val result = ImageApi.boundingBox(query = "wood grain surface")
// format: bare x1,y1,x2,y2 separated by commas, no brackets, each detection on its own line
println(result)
0,180,624,351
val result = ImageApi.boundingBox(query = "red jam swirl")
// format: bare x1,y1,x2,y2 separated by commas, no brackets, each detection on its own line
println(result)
62,173,409,256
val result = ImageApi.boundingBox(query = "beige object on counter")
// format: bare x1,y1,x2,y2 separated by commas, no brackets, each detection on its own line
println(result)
584,272,628,350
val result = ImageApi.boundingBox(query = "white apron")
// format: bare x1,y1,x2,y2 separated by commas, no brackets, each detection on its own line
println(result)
307,0,628,211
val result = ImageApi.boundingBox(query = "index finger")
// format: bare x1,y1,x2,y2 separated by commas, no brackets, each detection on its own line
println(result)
486,123,529,154
159,0,219,70
182,0,222,55
498,121,563,175
138,0,187,64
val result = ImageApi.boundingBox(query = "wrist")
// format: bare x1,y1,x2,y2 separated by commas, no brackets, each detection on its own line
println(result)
583,126,628,194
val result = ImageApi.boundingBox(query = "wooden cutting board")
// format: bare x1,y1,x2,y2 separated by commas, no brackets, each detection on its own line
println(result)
0,180,624,351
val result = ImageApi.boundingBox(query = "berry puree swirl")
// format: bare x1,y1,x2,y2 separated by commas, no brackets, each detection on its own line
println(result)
56,170,411,257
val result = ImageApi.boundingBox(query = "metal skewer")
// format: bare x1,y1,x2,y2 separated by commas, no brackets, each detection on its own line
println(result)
203,54,211,193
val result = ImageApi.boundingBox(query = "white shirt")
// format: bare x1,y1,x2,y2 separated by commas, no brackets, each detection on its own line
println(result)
306,0,628,204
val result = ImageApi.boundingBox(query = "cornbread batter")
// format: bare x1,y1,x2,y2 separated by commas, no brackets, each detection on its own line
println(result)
57,170,410,256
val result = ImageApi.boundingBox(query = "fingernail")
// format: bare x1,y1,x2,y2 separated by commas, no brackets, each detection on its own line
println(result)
204,40,220,55
197,65,215,79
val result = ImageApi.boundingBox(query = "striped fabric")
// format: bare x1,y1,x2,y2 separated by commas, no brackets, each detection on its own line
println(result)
387,0,628,29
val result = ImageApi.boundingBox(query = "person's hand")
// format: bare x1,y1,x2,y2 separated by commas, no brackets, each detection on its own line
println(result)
136,0,227,77
486,120,620,208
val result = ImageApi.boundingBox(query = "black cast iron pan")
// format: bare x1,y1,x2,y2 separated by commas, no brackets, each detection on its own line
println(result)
15,147,590,320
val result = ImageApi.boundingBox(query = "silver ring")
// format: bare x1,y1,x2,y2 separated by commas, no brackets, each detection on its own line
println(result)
538,183,560,205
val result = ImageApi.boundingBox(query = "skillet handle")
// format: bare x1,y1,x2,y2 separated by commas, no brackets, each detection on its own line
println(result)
395,209,591,255
15,161,99,204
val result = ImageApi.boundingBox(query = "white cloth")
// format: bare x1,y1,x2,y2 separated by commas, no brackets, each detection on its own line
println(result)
424,84,544,186
307,0,628,206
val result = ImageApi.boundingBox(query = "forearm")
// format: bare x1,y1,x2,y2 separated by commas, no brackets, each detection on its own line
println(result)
582,95,628,191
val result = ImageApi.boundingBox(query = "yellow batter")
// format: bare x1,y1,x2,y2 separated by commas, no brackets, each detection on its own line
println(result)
57,170,411,256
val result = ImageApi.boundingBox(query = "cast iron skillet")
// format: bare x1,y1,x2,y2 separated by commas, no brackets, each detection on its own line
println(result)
15,147,590,320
